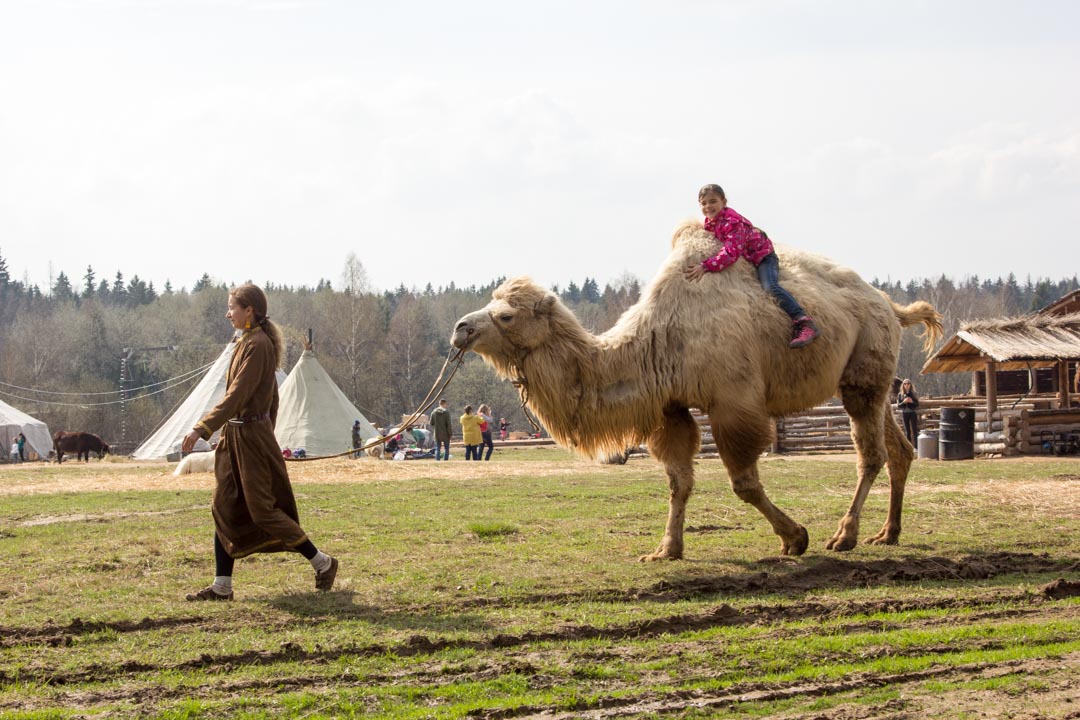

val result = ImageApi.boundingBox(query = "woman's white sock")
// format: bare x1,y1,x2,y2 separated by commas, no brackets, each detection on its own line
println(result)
310,551,332,573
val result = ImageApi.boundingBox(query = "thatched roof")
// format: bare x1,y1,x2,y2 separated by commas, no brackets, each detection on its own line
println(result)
1037,289,1080,317
922,313,1080,374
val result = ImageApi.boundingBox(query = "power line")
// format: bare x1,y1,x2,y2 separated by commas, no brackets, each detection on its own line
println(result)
0,360,215,397
0,366,213,408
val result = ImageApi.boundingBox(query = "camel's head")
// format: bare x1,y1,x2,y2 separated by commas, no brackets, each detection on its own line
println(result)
451,276,561,363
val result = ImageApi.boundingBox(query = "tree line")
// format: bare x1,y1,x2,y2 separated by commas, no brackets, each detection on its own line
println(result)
1,246,1075,452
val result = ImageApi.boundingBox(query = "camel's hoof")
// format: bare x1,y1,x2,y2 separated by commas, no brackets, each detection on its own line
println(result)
866,532,900,546
826,533,858,552
780,527,809,556
638,549,682,562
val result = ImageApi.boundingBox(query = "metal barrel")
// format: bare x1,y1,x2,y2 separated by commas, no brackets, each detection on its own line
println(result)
938,407,975,460
916,429,939,460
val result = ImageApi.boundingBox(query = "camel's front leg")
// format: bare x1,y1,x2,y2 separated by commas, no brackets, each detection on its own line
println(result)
641,406,700,561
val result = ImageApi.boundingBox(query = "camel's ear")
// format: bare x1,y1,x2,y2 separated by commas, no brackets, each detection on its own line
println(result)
535,294,558,315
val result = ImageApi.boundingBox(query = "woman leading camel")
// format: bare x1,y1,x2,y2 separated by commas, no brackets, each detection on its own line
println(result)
181,284,338,600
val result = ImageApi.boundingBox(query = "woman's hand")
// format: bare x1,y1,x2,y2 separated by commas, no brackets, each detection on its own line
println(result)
181,430,201,454
683,264,706,282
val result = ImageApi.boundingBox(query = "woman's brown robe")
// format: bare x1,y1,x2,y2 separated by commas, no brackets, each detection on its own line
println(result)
194,328,308,558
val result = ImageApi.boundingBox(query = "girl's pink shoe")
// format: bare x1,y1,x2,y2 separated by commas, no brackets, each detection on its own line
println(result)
790,316,819,348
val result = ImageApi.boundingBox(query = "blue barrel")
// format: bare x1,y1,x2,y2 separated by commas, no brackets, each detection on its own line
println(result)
939,407,975,460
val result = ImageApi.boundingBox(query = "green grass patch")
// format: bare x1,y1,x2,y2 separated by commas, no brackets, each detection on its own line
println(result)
1,455,1078,718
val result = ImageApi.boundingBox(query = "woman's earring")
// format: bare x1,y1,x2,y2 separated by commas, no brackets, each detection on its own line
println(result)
245,320,251,329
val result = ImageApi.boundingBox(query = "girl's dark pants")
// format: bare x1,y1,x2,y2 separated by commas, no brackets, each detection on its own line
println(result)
465,444,481,461
481,431,494,460
901,411,918,446
756,253,806,320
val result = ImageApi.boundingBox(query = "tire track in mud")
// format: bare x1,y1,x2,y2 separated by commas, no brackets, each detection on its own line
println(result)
3,551,1073,652
3,579,1077,692
6,635,1078,716
449,551,1078,610
477,654,1080,720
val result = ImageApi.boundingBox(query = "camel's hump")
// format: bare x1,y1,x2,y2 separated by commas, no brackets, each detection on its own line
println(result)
669,220,861,287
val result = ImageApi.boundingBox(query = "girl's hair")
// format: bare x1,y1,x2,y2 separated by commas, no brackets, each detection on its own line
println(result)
464,404,474,414
698,184,726,202
230,283,285,368
479,404,490,414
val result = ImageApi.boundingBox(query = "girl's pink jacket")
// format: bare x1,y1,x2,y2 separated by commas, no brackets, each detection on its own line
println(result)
701,207,774,271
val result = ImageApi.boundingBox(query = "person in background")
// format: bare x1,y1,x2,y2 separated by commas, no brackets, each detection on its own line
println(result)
499,417,509,441
181,283,338,601
351,420,363,458
430,398,452,460
478,404,495,461
459,404,484,461
10,440,20,463
16,432,26,462
896,378,920,446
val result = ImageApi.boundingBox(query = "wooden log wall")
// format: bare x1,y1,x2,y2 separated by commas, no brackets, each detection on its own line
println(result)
690,396,1080,457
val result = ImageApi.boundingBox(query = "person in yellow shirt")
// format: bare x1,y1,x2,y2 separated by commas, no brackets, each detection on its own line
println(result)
459,405,484,461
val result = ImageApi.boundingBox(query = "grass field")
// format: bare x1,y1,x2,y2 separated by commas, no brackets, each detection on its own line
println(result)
1,448,1078,719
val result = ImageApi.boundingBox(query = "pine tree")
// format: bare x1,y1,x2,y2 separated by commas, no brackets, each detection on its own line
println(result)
52,271,76,302
82,265,96,297
0,247,10,286
582,278,600,303
192,273,212,292
111,271,127,304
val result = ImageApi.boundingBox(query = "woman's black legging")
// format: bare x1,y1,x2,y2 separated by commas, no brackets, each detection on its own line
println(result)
481,431,494,460
214,533,318,577
901,412,918,446
214,533,235,577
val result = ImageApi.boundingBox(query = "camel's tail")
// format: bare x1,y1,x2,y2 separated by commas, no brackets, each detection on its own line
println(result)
887,295,944,354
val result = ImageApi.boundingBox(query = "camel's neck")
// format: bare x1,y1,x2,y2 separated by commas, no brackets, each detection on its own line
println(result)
514,312,663,456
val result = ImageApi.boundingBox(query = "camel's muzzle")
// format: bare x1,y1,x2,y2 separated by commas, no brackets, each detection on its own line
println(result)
451,319,475,350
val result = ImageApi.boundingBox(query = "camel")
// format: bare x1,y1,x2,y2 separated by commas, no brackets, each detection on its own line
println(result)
451,220,943,561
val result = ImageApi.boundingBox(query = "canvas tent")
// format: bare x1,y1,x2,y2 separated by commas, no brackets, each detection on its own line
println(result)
132,342,286,460
275,350,379,457
0,398,53,461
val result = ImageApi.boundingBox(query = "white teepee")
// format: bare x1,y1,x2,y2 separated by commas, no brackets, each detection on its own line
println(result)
275,350,379,457
132,342,285,460
0,398,53,460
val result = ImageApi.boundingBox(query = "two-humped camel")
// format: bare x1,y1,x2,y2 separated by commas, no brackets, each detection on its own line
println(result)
451,220,942,560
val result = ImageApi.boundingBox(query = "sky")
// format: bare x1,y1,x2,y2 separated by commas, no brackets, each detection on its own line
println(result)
1,0,1078,295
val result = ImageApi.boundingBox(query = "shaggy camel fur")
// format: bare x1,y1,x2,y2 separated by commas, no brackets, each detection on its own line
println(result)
452,220,943,560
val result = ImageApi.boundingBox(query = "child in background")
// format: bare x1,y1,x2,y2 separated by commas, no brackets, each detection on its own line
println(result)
478,404,495,461
684,184,818,348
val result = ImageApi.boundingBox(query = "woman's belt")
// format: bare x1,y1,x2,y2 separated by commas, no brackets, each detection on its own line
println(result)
227,412,271,426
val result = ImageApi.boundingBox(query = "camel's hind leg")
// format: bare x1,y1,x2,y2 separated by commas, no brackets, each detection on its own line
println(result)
866,404,913,545
827,387,889,551
640,405,700,561
714,411,809,556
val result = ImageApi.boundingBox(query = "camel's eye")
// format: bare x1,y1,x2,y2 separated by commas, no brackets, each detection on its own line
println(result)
498,313,514,324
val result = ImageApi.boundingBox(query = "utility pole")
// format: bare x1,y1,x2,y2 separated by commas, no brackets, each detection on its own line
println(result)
119,345,177,452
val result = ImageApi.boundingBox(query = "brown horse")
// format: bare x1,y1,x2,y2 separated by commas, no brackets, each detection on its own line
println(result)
54,431,111,463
